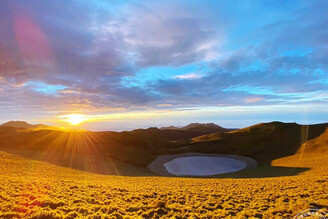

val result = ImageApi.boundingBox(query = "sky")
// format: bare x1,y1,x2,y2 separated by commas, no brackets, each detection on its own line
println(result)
0,0,328,131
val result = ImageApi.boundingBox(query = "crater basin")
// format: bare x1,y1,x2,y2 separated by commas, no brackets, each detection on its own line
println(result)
148,153,257,177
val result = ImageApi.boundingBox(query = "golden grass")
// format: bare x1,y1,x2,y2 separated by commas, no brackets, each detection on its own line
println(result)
0,150,327,219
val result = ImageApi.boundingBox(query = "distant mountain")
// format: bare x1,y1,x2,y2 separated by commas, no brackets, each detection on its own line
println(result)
160,123,234,134
160,125,177,130
0,121,49,129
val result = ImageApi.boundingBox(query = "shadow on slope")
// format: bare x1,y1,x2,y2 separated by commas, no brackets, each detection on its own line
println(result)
166,122,328,178
215,166,311,178
0,127,159,176
182,122,328,165
0,121,327,178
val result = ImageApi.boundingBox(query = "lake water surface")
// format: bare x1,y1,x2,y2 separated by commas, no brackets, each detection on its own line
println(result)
164,156,246,176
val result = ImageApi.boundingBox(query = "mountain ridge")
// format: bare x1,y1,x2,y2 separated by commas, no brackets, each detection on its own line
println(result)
0,121,50,130
160,122,235,134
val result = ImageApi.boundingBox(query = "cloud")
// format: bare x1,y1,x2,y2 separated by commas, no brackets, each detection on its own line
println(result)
157,103,173,107
0,1,225,112
99,2,223,67
0,0,327,123
173,73,202,80
244,97,264,103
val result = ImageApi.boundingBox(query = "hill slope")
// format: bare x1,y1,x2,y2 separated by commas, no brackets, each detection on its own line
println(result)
0,121,327,175
0,146,327,218
177,122,328,165
1,121,50,130
0,121,328,217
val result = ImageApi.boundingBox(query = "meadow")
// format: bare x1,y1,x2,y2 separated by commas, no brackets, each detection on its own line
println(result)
0,149,327,218
0,122,327,218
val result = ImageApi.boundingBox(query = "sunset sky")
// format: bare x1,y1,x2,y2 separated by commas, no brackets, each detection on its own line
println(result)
0,0,327,130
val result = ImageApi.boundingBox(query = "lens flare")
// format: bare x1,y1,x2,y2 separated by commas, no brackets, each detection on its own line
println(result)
58,114,87,125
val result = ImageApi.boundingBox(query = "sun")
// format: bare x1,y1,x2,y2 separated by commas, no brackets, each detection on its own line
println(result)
66,114,86,125
58,114,88,125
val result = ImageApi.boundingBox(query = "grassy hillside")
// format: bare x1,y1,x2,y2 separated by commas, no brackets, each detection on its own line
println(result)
0,127,157,174
0,121,328,218
297,128,328,154
0,121,327,176
0,125,222,174
0,150,327,218
180,122,328,165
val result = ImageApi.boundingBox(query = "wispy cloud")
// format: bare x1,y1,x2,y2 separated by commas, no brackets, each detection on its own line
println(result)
173,73,202,80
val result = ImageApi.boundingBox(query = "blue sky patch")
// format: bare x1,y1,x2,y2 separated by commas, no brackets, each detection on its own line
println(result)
26,81,67,95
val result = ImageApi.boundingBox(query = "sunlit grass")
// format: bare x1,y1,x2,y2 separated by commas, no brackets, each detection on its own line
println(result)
0,151,327,218
0,123,327,218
